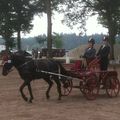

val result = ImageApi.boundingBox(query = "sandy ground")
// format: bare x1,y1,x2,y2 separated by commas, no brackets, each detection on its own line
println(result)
0,67,120,120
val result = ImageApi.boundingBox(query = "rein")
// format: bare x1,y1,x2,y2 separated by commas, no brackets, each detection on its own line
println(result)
41,70,73,80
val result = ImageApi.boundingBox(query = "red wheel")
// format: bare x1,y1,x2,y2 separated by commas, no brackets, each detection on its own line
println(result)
79,79,86,94
105,76,120,97
80,74,99,100
62,78,73,96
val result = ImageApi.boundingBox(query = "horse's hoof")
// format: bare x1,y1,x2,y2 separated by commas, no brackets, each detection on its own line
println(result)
46,94,50,100
46,96,50,100
29,100,32,103
58,97,61,100
23,97,28,102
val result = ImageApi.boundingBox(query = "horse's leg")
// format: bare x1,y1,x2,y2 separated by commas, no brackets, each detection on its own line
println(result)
27,82,34,103
19,82,28,102
54,78,62,100
44,78,53,99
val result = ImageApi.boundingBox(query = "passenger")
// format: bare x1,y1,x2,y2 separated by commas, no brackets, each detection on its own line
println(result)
82,37,96,66
97,36,111,71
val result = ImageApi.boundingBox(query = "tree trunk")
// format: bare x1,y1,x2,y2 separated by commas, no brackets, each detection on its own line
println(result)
108,23,116,60
17,30,21,50
107,13,116,60
46,0,52,58
5,38,9,52
109,34,115,60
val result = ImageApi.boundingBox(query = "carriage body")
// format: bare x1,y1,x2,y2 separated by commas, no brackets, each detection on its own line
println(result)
63,57,120,100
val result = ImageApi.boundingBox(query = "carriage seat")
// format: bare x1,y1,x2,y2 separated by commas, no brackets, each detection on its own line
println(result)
71,60,83,71
71,57,100,72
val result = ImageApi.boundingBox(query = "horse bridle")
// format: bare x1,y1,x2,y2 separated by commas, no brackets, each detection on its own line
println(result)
3,60,14,74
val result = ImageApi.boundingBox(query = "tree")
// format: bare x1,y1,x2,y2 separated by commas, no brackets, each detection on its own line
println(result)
12,0,36,50
46,0,52,57
95,0,120,59
0,0,15,51
35,0,64,58
35,35,47,47
0,0,36,51
63,0,120,59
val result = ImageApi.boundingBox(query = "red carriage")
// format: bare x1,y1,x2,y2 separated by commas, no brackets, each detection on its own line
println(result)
62,57,120,100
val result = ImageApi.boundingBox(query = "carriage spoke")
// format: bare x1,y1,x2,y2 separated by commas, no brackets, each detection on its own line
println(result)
62,79,73,96
81,74,99,100
106,77,120,97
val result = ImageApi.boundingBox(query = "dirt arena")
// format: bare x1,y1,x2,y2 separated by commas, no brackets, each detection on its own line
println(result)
0,67,120,120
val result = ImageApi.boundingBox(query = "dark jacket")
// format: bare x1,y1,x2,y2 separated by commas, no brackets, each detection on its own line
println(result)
83,47,96,59
97,44,110,70
83,47,96,64
97,45,110,59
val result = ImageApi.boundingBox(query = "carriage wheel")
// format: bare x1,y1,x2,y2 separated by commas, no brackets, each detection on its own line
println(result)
79,79,86,94
80,74,99,100
105,76,120,97
62,78,73,96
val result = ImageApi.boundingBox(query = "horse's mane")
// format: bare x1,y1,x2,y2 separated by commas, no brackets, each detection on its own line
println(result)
10,50,32,63
13,50,31,56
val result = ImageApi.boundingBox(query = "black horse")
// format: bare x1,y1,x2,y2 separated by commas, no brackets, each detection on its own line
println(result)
2,51,68,103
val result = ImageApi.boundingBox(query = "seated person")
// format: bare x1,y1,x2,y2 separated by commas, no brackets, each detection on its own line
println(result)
97,36,110,71
82,38,96,67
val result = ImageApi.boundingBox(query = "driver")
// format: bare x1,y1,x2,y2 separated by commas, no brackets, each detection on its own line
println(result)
82,37,96,66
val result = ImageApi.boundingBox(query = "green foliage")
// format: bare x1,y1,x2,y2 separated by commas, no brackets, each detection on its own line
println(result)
6,37,16,50
35,33,63,48
52,32,63,48
19,33,106,50
35,0,65,58
35,35,47,45
63,0,120,35
11,0,36,33
0,0,36,50
0,0,15,50
94,0,120,35
35,0,64,14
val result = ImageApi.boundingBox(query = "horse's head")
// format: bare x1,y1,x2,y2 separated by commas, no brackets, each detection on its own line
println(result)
2,59,13,76
2,50,32,76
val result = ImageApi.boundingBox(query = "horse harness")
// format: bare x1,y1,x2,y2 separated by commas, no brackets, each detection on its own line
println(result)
15,59,71,80
34,60,62,79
